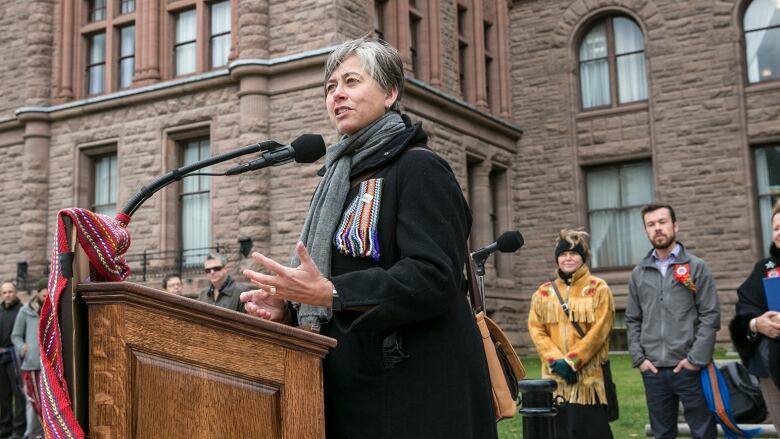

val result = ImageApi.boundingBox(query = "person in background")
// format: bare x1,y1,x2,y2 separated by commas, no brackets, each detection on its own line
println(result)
730,200,780,431
0,281,26,439
197,253,248,312
12,278,46,439
239,37,497,438
626,203,720,439
162,273,183,295
528,229,615,438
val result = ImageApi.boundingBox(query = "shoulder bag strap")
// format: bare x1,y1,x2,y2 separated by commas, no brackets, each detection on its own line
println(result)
550,281,586,338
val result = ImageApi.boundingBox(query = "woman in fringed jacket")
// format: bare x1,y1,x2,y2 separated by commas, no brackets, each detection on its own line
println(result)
729,201,780,431
528,229,615,439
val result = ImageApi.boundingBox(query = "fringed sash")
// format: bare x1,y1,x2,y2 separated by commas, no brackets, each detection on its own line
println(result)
333,178,383,260
39,208,131,439
700,363,762,439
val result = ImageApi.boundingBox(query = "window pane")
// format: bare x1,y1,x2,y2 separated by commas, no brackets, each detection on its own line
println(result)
587,167,620,209
621,162,654,205
88,65,104,95
580,59,610,108
93,153,117,216
176,43,196,75
120,26,134,57
119,26,135,88
588,162,654,267
181,139,211,265
120,0,135,14
756,146,780,253
617,52,648,103
175,10,197,75
211,35,230,68
614,17,644,55
746,28,780,83
119,58,134,88
580,22,607,61
90,0,106,21
211,1,231,35
744,0,780,32
176,10,197,43
90,33,106,64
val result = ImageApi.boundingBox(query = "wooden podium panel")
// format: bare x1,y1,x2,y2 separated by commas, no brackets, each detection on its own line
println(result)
76,282,336,439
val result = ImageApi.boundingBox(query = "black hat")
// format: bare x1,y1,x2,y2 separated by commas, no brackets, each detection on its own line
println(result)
555,240,587,264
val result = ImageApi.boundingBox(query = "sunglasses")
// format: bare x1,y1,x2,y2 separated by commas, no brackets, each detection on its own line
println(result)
204,266,224,274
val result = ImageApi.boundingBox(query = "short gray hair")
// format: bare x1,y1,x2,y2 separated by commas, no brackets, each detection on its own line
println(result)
205,252,226,267
324,38,405,111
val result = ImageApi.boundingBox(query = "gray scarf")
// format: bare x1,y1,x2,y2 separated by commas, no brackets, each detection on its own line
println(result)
295,111,406,329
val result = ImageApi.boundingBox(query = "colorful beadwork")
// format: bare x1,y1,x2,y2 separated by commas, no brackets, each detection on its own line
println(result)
334,178,384,260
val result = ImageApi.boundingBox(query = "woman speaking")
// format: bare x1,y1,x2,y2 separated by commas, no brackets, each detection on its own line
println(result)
240,38,497,438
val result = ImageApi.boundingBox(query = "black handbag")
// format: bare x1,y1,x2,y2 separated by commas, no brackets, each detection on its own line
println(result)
550,281,619,422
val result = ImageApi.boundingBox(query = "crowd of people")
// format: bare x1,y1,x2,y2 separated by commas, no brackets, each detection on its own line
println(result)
2,36,779,439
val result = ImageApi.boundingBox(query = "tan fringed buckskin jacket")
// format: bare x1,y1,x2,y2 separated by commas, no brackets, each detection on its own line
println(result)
528,265,615,405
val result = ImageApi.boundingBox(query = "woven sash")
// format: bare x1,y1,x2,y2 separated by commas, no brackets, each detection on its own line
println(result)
39,208,131,439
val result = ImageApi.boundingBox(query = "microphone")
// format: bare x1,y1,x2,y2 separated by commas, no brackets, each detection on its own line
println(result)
225,134,326,176
471,231,524,262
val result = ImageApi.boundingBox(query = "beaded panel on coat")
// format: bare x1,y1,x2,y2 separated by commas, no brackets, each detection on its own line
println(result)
528,265,615,405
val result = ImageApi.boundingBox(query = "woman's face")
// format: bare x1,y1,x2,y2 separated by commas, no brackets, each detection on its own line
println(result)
325,55,398,135
772,212,780,249
557,250,584,274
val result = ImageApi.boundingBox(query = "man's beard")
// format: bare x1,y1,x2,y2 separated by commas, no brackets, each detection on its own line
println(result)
651,232,676,250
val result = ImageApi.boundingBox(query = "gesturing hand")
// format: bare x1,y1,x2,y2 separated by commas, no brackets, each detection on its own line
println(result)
242,241,335,309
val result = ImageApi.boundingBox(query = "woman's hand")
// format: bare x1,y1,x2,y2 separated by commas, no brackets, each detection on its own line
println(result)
239,288,289,322
755,311,780,338
242,241,335,309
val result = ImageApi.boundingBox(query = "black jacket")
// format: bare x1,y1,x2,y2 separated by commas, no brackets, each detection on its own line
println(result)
321,120,497,438
0,298,22,363
729,244,780,391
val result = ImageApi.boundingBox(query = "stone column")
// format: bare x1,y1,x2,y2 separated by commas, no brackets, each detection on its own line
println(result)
17,110,51,281
230,64,270,259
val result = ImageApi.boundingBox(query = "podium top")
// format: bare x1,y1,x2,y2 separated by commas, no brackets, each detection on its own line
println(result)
77,281,337,358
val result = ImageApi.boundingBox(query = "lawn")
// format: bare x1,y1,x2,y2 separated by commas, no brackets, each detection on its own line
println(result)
498,354,650,438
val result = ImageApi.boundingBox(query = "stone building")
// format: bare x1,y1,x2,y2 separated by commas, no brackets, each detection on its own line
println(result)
0,0,778,353
511,0,780,351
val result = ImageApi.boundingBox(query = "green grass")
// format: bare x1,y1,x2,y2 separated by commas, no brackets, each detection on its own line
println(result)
498,354,650,438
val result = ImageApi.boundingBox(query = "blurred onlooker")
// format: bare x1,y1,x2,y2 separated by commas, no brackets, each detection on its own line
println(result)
0,281,26,439
12,278,46,439
197,253,248,312
162,274,183,295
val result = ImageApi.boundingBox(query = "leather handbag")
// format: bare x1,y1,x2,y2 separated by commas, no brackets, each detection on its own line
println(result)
467,253,526,421
550,281,619,422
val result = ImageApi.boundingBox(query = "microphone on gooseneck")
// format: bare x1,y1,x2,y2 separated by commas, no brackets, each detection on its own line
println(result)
471,231,524,263
225,134,326,176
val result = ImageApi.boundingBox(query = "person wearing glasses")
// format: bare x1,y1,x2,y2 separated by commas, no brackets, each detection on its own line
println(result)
197,253,249,312
162,273,183,295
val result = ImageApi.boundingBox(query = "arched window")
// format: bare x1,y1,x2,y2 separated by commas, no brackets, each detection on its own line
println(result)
579,16,647,109
744,0,780,84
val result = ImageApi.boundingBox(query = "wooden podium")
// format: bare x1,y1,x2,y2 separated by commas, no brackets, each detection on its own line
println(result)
63,281,336,439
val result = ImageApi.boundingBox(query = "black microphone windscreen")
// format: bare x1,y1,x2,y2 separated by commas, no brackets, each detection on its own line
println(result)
496,231,524,253
291,134,326,163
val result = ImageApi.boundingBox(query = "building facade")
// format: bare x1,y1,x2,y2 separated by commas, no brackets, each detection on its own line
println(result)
0,0,778,353
511,0,780,350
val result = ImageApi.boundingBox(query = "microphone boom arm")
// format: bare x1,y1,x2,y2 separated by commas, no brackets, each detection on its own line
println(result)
120,140,281,217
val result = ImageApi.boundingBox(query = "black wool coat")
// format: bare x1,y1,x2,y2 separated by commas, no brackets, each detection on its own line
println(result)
320,120,498,439
729,244,780,391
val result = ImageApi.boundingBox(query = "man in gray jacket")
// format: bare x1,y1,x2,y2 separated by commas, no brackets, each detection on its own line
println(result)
626,203,720,439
